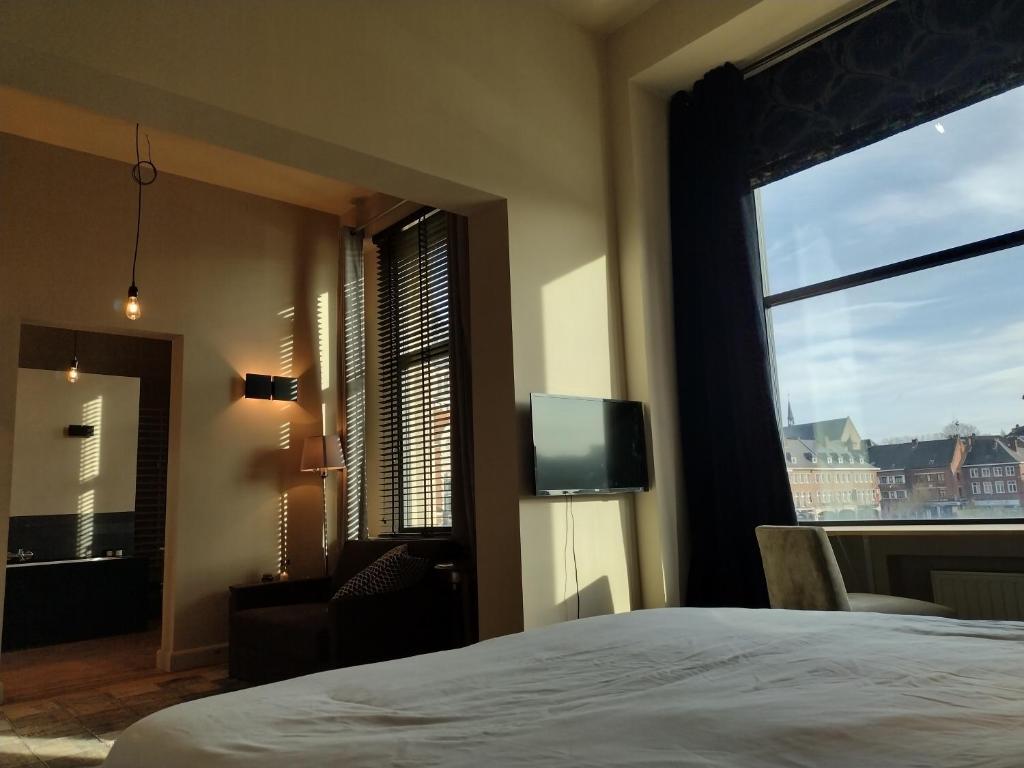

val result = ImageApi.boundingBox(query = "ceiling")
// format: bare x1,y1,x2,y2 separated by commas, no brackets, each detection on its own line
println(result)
0,86,408,227
546,0,660,34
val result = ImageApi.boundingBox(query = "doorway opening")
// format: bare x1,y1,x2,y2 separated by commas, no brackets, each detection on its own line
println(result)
1,324,171,702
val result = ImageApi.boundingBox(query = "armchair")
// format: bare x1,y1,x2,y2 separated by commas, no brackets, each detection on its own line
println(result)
229,539,464,683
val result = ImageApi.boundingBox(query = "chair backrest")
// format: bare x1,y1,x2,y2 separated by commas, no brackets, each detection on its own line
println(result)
755,525,851,611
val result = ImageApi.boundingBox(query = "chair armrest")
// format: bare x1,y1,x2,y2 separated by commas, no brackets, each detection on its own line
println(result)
229,577,332,614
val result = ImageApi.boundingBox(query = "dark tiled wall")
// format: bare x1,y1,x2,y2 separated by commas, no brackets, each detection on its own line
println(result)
7,512,135,562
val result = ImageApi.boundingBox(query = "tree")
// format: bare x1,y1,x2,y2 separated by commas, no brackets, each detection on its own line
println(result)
942,420,978,438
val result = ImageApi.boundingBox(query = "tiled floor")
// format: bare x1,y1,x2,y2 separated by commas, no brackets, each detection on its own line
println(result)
0,666,248,767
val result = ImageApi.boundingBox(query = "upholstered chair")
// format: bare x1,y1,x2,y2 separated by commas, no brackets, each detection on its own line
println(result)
755,525,954,617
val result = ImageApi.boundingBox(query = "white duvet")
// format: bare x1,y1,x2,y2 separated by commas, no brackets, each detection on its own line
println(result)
105,608,1024,767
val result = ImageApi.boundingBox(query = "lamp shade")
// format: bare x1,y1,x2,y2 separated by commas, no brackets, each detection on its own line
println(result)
300,434,346,473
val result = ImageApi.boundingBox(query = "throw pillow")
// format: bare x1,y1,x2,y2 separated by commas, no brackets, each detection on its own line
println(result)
332,544,430,600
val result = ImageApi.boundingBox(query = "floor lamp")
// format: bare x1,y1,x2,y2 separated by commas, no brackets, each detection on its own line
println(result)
300,433,346,577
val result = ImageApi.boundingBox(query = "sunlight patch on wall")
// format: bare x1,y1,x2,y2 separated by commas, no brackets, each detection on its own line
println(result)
278,491,289,575
278,306,295,377
317,291,330,391
539,256,612,394
78,396,103,482
76,490,95,558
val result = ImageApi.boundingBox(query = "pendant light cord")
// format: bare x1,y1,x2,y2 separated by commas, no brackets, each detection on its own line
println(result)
132,123,142,286
130,123,157,287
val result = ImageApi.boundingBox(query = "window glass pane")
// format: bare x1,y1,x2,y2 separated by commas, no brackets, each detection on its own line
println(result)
400,354,452,529
760,83,1024,296
771,245,1024,522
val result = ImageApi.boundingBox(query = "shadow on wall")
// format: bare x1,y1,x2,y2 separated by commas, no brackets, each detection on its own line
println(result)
557,574,613,621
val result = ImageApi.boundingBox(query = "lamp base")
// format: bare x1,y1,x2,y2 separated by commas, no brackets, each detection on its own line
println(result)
320,473,329,577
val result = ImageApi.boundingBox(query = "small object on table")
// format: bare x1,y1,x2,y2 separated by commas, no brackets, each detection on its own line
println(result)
260,573,275,583
433,561,461,590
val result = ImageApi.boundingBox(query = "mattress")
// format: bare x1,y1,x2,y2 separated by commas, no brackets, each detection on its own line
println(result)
104,607,1024,767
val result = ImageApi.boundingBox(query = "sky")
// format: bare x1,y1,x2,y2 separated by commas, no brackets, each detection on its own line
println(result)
760,84,1024,443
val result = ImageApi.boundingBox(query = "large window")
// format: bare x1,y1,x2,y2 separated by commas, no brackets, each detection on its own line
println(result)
759,82,1024,524
376,209,453,533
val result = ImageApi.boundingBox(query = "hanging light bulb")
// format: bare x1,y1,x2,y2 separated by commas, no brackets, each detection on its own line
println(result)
123,123,156,321
66,331,80,383
125,283,141,321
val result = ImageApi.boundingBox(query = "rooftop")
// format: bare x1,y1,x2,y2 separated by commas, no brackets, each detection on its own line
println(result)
868,438,959,472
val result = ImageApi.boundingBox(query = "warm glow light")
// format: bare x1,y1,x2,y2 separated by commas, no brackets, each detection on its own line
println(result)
125,285,142,320
66,357,80,384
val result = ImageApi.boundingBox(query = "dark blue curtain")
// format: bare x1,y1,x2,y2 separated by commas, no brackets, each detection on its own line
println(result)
669,64,796,608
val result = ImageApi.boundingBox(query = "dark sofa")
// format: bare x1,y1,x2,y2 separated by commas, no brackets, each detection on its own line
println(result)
229,538,463,684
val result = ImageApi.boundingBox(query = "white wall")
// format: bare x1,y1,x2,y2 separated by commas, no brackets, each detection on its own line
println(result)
10,369,139,519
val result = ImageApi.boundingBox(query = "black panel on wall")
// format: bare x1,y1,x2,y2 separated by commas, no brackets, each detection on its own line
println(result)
17,325,171,600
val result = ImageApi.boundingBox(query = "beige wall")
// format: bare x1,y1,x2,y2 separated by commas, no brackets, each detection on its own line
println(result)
0,134,340,669
11,369,139,519
0,0,636,640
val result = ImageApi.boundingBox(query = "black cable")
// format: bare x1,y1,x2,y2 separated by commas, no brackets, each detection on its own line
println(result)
563,497,570,621
132,123,141,286
570,496,580,620
130,123,158,288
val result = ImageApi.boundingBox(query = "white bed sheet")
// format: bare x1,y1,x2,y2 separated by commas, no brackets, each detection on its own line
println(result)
104,608,1024,767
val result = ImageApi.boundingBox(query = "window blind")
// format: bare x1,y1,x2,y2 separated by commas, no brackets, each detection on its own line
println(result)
376,209,453,533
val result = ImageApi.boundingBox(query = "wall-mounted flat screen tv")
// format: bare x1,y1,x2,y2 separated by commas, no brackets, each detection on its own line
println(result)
530,393,649,496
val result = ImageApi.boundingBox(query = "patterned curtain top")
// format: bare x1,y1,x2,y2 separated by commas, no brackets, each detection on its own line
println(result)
745,0,1024,187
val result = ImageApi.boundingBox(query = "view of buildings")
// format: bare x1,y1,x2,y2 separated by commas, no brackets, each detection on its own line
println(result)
783,409,1024,522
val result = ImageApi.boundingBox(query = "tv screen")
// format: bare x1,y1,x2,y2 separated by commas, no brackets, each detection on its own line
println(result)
531,394,649,496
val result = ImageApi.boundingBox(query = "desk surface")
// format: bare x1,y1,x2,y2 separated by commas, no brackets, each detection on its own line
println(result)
824,524,1024,536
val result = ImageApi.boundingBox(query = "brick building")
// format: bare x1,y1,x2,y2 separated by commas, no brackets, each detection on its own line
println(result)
867,437,966,520
783,417,880,522
961,436,1024,514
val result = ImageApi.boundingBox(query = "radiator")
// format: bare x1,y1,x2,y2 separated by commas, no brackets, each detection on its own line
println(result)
930,570,1024,620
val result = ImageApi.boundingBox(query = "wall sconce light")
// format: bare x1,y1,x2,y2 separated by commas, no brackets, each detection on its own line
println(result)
271,377,298,402
244,374,298,401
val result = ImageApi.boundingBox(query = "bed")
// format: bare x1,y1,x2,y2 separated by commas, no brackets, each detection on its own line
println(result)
104,607,1024,767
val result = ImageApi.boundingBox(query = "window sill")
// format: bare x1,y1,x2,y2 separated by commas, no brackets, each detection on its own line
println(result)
823,524,1024,536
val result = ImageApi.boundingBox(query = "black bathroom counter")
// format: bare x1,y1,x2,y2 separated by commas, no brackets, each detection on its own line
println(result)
3,556,148,650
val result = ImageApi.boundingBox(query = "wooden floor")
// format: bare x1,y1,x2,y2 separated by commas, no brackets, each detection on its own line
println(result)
0,629,163,704
0,632,248,767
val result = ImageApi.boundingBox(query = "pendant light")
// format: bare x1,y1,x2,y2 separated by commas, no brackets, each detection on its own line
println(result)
66,331,80,384
125,123,157,321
